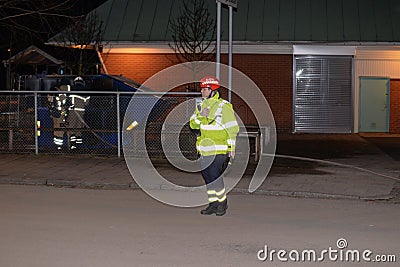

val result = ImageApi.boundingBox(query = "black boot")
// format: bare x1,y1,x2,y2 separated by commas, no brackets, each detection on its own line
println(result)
201,202,218,215
216,199,228,216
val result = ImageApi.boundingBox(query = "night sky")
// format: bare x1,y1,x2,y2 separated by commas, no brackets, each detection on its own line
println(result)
0,0,107,51
0,0,107,88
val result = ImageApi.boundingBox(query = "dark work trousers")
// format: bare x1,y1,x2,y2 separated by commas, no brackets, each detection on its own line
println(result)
200,154,229,197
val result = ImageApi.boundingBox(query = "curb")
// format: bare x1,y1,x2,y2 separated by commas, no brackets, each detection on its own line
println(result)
231,188,362,200
0,178,46,186
46,179,132,189
0,179,393,201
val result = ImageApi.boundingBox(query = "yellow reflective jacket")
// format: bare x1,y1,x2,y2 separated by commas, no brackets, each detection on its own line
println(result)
190,92,239,156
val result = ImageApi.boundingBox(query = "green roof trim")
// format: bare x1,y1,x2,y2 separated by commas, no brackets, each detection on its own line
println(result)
90,0,400,43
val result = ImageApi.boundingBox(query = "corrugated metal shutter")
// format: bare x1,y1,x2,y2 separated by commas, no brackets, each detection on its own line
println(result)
294,56,353,133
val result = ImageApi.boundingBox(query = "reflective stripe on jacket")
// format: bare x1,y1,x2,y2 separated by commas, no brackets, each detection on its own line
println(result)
189,92,239,156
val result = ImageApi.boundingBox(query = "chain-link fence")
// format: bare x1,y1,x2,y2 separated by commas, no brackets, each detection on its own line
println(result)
0,90,200,158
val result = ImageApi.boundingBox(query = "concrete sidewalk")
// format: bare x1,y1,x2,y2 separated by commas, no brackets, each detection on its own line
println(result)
0,134,399,200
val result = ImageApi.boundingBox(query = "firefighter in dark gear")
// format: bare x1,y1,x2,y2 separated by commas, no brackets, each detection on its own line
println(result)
48,84,72,150
190,76,239,216
68,77,89,150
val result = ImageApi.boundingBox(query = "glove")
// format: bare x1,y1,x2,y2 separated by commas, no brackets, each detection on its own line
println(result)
200,107,210,117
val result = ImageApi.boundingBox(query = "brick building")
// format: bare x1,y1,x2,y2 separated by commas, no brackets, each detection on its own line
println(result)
66,0,400,134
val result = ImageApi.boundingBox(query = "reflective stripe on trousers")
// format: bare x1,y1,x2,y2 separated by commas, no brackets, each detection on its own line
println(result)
200,154,228,203
207,188,227,203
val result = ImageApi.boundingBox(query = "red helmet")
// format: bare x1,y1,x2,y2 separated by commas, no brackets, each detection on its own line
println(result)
200,76,220,91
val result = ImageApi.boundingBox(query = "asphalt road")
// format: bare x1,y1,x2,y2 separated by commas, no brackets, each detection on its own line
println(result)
0,185,399,267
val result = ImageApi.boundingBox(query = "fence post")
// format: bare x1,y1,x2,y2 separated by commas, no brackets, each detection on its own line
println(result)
117,92,121,157
8,129,13,150
34,92,38,155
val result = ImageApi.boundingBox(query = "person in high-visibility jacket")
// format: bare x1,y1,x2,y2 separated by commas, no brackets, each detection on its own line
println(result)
190,76,239,216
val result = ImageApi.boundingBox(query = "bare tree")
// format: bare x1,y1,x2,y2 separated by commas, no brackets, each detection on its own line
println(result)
169,0,216,62
169,0,216,90
0,0,80,89
52,12,105,75
0,0,79,49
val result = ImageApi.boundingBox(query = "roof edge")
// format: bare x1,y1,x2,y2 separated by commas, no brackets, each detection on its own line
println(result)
101,41,400,55
5,45,63,65
102,41,293,54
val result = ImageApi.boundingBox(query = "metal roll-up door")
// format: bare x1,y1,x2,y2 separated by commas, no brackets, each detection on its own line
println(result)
294,56,353,133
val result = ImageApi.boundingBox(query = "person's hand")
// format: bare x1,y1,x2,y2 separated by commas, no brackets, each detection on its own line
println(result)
228,151,235,159
200,107,210,117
